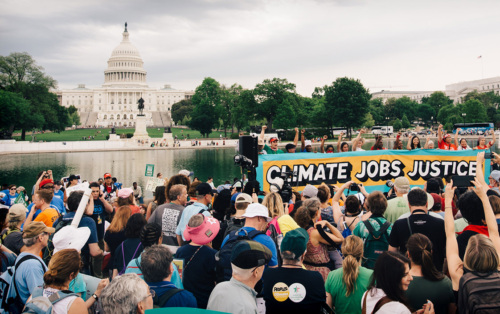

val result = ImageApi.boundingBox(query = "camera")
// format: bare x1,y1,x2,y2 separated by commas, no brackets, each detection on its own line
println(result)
386,180,394,188
276,171,295,204
350,183,360,192
234,154,253,169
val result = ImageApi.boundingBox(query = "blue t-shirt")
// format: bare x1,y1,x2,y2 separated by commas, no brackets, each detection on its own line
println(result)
148,281,197,308
2,193,18,207
221,226,278,267
53,189,64,200
58,212,98,264
175,203,211,241
11,252,47,303
125,256,183,289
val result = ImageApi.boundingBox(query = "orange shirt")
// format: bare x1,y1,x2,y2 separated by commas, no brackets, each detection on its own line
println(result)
34,208,60,227
439,140,457,150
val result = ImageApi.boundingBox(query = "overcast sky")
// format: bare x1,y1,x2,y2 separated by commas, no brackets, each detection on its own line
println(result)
1,0,499,96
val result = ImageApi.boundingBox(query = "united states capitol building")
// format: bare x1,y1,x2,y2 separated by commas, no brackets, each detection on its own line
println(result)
55,23,193,128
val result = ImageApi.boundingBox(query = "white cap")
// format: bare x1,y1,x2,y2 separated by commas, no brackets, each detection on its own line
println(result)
242,203,272,222
304,140,312,147
53,226,91,254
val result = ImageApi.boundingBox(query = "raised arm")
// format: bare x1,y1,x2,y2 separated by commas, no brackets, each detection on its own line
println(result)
337,132,343,152
488,130,496,148
33,171,47,194
301,129,305,152
332,181,353,223
476,152,487,186
259,125,267,143
424,135,431,149
320,135,327,153
438,124,443,143
352,129,363,151
293,127,299,147
444,182,462,290
454,128,461,147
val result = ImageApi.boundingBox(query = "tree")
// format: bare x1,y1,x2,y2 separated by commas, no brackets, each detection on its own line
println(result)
363,112,375,128
0,90,34,136
394,97,417,121
69,111,80,126
463,99,488,122
253,78,299,129
425,91,452,120
171,99,194,125
401,114,411,129
188,77,221,137
0,52,57,91
324,77,371,138
218,84,243,136
415,103,435,125
368,98,385,125
393,119,402,131
232,89,255,133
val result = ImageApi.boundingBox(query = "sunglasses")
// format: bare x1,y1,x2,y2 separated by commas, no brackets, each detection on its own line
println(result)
42,185,54,189
10,188,16,190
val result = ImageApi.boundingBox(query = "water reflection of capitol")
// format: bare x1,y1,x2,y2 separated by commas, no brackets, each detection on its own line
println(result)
55,23,193,128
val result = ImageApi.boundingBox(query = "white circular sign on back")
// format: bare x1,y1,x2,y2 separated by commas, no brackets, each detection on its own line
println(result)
288,283,306,303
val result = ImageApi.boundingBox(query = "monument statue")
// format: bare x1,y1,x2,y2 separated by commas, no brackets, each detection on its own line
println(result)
137,97,145,116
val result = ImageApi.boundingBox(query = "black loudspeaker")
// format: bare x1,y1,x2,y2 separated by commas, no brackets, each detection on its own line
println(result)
239,136,258,168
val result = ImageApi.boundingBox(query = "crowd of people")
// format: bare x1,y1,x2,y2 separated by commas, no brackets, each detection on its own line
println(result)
1,144,500,313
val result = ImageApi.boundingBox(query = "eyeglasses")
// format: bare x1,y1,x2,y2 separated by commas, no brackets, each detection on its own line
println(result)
145,289,155,299
10,188,16,191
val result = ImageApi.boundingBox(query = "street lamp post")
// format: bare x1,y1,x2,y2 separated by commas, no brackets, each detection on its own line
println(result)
462,113,466,129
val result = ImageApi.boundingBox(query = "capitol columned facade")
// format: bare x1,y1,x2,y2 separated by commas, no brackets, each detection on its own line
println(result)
56,23,193,128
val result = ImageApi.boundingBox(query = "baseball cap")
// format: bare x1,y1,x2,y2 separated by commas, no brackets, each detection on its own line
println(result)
258,138,265,146
242,203,271,222
117,188,134,198
8,204,27,223
53,226,91,254
304,140,312,147
285,143,296,151
23,221,55,238
280,228,309,257
443,134,451,139
231,240,272,269
302,184,318,198
196,183,214,196
183,215,220,245
430,193,442,211
394,177,410,192
269,137,278,143
491,170,500,183
103,173,112,179
235,193,252,204
179,169,194,177
39,179,54,188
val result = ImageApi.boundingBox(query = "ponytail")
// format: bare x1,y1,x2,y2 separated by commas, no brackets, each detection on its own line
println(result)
294,198,320,229
341,235,363,296
406,234,443,281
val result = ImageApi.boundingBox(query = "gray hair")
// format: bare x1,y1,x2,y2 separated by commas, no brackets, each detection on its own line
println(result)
100,273,149,314
141,245,173,283
23,236,38,248
231,264,253,280
281,250,300,262
169,184,186,201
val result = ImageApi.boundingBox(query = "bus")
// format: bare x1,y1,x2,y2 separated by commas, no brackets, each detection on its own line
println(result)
371,126,394,135
453,123,494,135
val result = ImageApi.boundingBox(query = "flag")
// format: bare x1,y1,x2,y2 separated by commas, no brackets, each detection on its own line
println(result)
14,191,28,207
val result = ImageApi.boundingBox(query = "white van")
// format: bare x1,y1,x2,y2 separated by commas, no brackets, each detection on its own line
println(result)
372,126,394,135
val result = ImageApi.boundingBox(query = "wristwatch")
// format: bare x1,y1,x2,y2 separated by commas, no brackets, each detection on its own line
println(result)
92,293,99,301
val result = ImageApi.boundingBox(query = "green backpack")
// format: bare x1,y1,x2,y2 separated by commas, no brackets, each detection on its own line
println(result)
362,218,391,269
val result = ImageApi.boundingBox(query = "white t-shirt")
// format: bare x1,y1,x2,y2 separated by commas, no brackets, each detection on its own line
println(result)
362,288,411,314
43,287,78,314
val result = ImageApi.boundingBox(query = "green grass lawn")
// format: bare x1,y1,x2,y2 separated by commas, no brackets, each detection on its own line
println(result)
12,127,228,142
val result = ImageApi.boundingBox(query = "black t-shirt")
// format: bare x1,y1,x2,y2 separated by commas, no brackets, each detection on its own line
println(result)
389,213,446,271
1,230,23,255
112,237,144,273
457,229,482,260
175,244,217,309
91,198,106,241
104,230,126,260
262,267,326,314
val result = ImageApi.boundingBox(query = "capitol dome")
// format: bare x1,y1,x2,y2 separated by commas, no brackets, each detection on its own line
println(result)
103,23,148,87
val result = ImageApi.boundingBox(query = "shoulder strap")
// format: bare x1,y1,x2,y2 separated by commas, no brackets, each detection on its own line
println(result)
315,224,338,248
372,296,392,314
362,293,367,314
406,217,413,235
155,288,183,307
347,216,359,229
13,255,47,300
379,222,391,236
363,220,377,237
247,229,265,239
47,290,79,304
198,208,207,214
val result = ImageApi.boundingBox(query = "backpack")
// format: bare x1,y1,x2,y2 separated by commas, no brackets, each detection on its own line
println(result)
0,255,47,314
362,218,391,269
223,217,246,239
118,242,143,276
153,288,183,308
458,271,500,314
266,219,283,267
42,218,72,265
215,228,265,283
22,286,78,314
